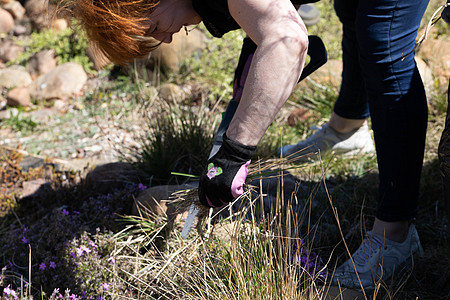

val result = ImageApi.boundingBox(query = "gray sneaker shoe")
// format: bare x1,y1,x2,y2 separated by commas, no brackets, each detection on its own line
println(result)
332,224,424,290
279,123,375,159
298,4,320,27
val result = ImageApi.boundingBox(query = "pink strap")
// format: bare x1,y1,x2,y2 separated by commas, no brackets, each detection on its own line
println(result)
232,54,254,103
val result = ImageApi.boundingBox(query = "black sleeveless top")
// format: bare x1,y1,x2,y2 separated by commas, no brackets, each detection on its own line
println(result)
192,0,319,38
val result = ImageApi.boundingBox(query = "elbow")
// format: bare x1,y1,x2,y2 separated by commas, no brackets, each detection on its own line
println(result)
282,28,309,64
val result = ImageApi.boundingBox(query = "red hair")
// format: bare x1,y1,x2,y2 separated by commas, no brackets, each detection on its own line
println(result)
69,0,161,64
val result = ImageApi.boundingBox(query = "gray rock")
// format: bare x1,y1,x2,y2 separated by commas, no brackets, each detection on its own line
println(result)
142,29,207,73
159,83,185,103
0,67,32,88
0,8,14,33
0,39,24,62
28,62,87,100
3,0,26,20
26,49,57,77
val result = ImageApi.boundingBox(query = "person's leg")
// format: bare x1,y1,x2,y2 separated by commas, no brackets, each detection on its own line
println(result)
333,0,429,289
356,0,428,225
280,0,374,158
332,0,369,125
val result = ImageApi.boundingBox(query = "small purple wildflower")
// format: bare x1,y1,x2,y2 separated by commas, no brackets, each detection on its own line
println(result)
138,183,147,191
50,261,57,269
62,208,69,216
101,283,110,291
108,256,115,264
69,294,79,299
39,262,46,270
21,236,28,244
89,241,97,249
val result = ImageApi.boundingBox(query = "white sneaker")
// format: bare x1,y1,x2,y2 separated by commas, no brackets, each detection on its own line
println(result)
279,123,375,159
332,224,424,290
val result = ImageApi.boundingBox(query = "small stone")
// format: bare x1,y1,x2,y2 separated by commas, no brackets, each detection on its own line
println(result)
0,9,14,33
6,87,31,107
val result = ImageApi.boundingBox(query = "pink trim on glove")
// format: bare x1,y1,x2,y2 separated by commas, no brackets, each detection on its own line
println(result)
206,196,227,208
230,160,250,198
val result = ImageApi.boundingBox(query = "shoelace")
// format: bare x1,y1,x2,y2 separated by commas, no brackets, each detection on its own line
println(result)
353,233,384,265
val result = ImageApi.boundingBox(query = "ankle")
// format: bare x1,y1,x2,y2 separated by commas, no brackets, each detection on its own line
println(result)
328,112,366,134
372,218,410,243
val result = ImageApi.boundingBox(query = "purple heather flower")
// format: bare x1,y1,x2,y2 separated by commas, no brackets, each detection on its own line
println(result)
39,262,46,270
138,183,147,191
50,261,56,269
80,245,91,254
69,294,79,299
3,285,18,299
101,283,110,291
21,236,28,244
89,241,97,249
76,247,84,257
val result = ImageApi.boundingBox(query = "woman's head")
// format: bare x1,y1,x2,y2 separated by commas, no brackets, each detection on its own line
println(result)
70,0,160,65
70,0,201,65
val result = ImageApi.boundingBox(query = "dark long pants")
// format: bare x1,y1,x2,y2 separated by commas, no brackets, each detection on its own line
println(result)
333,0,429,221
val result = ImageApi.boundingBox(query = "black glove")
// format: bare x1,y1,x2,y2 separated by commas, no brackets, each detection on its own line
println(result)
199,134,256,208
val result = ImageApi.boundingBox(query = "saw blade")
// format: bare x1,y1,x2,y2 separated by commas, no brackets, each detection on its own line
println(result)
181,203,199,239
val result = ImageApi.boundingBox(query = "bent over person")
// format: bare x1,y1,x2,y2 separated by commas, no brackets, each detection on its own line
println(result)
70,0,427,291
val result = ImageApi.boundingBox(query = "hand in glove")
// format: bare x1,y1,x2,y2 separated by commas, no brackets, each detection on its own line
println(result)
199,134,256,208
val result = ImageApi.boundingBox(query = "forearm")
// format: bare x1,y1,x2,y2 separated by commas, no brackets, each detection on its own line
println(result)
226,34,308,146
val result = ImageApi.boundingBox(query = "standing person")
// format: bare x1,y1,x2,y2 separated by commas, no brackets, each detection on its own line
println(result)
282,0,429,290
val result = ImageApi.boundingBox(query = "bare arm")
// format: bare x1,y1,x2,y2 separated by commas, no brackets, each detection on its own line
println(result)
226,0,308,146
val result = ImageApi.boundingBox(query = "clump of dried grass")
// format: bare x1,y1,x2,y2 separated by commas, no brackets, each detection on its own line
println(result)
110,154,335,299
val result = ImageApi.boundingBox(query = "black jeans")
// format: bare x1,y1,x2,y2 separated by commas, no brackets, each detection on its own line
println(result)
333,0,429,221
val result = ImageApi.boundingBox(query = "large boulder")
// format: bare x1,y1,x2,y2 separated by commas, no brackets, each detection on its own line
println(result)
144,28,207,73
0,66,32,89
28,62,87,100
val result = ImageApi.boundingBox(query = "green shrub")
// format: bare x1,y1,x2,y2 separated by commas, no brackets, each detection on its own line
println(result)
137,104,217,185
9,27,95,74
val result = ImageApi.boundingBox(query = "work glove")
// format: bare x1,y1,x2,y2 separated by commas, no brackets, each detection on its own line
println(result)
199,134,256,208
